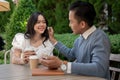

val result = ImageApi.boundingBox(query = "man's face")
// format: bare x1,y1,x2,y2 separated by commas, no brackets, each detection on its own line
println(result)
69,11,82,34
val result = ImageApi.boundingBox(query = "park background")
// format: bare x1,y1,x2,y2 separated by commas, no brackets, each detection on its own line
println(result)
0,0,120,64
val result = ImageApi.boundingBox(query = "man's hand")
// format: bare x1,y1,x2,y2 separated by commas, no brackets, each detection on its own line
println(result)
40,56,62,69
48,27,57,44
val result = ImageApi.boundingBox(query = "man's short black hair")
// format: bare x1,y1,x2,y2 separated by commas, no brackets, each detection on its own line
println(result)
69,0,96,27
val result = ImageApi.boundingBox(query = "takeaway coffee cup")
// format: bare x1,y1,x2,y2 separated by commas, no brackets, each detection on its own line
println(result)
29,55,38,69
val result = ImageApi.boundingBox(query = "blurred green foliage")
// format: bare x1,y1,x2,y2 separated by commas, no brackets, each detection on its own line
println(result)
4,0,37,49
0,0,15,33
109,34,120,54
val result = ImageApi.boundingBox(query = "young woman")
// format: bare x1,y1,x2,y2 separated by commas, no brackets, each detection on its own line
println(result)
11,12,54,64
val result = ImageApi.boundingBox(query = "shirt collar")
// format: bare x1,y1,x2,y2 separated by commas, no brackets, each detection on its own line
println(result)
81,25,96,39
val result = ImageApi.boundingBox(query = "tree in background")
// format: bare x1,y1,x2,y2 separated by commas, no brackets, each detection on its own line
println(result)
92,0,108,31
0,0,15,33
5,0,37,49
36,0,56,29
107,0,120,34
3,0,120,49
79,0,120,34
36,0,73,34
35,0,120,34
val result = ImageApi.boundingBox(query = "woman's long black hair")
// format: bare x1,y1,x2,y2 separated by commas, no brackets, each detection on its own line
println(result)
24,12,49,47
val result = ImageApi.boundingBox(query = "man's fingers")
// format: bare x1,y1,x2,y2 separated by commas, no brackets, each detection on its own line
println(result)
39,55,61,69
40,59,52,67
48,27,54,33
48,27,52,30
43,56,56,60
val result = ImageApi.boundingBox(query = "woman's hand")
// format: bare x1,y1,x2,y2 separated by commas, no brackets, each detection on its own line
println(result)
23,51,36,63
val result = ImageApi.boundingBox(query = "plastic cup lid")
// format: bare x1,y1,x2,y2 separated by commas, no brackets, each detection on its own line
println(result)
29,55,38,59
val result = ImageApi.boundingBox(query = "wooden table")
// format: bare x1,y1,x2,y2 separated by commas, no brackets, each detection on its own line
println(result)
0,64,106,80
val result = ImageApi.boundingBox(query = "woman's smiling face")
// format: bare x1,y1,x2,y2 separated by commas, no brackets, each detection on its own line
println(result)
34,15,47,34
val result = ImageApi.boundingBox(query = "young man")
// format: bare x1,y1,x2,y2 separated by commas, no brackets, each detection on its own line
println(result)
40,1,110,80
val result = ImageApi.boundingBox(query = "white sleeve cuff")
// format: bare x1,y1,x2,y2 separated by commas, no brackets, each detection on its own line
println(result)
66,62,71,74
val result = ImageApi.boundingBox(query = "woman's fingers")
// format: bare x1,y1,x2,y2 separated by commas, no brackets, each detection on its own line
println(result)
24,51,36,56
23,57,29,63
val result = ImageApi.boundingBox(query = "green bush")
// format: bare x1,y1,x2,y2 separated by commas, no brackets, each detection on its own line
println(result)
109,34,120,53
5,0,37,49
0,0,15,33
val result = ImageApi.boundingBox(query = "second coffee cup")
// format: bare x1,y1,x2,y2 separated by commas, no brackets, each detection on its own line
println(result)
29,55,38,70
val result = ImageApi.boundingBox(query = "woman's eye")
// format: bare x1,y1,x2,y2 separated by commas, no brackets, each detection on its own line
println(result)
37,21,40,23
43,21,46,23
41,20,46,23
36,20,46,24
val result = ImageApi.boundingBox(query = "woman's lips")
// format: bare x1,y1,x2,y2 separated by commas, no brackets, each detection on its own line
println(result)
38,28,45,31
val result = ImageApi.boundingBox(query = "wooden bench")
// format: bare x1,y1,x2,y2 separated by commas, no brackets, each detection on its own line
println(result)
109,53,120,80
